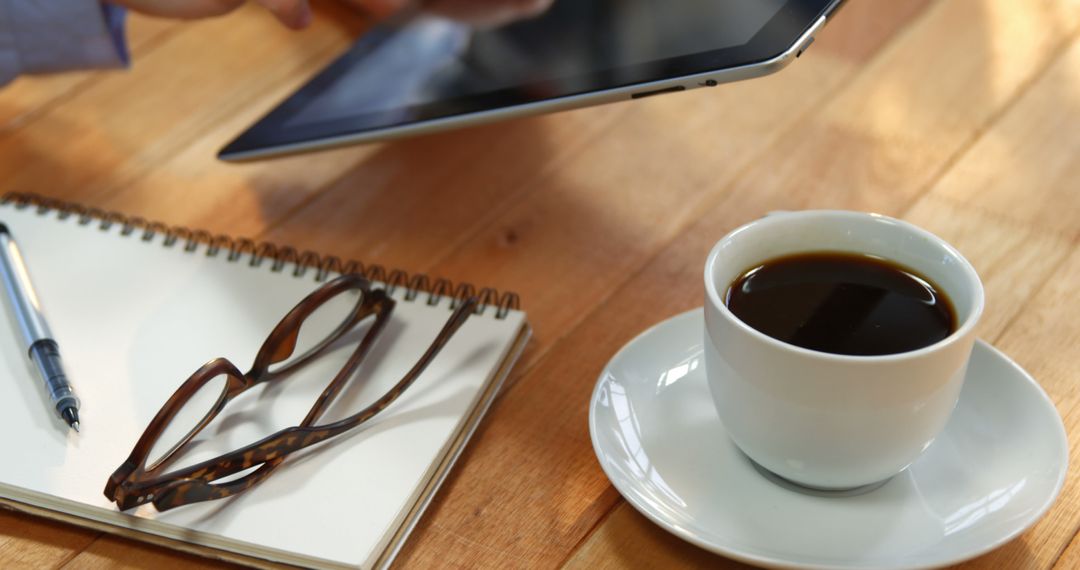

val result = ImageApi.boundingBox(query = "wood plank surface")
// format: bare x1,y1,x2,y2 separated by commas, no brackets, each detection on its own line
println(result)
0,0,1078,568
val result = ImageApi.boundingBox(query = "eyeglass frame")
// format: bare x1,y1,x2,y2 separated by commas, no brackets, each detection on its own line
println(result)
104,273,476,512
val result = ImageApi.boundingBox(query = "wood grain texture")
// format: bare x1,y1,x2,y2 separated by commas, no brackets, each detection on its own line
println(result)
930,33,1080,240
0,0,1078,569
715,0,1080,215
61,535,234,570
0,511,95,569
905,33,1080,340
563,504,755,570
971,246,1080,570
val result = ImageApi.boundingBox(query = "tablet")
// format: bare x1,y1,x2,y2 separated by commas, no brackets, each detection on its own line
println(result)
219,0,844,161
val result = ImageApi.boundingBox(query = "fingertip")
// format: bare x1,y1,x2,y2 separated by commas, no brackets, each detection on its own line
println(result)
352,0,410,19
294,1,313,28
281,5,312,29
261,0,312,30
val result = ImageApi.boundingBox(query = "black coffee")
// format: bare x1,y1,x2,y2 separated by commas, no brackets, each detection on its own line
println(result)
725,252,956,356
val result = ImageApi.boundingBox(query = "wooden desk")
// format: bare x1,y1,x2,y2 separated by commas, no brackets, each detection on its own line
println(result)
1,1,1077,567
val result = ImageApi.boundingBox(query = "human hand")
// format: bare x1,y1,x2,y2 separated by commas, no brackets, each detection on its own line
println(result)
357,0,555,26
425,0,554,26
111,0,314,29
112,0,554,29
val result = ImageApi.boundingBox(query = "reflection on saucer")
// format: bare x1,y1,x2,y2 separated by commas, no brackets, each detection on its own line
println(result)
744,453,893,498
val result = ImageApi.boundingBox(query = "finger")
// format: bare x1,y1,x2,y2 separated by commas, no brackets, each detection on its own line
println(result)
340,0,412,19
111,0,245,19
423,0,554,26
255,0,313,29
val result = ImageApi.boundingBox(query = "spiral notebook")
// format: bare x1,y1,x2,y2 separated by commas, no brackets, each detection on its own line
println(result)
0,195,530,569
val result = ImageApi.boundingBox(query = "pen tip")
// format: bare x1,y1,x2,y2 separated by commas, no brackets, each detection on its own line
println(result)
61,407,80,432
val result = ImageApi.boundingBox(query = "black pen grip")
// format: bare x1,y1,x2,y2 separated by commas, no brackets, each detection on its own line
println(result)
29,339,78,413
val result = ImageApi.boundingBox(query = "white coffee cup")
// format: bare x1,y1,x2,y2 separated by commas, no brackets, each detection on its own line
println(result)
703,211,984,490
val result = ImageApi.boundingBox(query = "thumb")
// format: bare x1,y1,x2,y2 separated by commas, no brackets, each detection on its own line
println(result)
255,0,313,29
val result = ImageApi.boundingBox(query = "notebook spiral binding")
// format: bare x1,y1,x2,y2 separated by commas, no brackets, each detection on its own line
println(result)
1,193,519,319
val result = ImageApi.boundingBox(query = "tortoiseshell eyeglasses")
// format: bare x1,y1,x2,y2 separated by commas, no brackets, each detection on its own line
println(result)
104,273,475,512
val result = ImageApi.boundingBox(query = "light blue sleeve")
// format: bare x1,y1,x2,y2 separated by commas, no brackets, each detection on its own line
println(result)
0,0,128,87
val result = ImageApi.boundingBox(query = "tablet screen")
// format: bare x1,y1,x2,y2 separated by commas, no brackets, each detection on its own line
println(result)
222,0,834,158
286,0,787,127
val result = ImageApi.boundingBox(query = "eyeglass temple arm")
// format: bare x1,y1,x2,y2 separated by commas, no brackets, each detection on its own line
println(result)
298,291,394,427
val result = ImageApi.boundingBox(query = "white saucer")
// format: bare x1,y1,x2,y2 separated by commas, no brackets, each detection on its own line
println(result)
589,309,1067,569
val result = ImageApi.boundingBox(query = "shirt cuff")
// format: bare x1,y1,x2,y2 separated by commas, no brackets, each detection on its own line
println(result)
103,4,130,66
5,0,129,77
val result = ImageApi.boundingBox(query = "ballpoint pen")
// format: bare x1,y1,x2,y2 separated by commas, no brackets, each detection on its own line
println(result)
0,223,80,432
